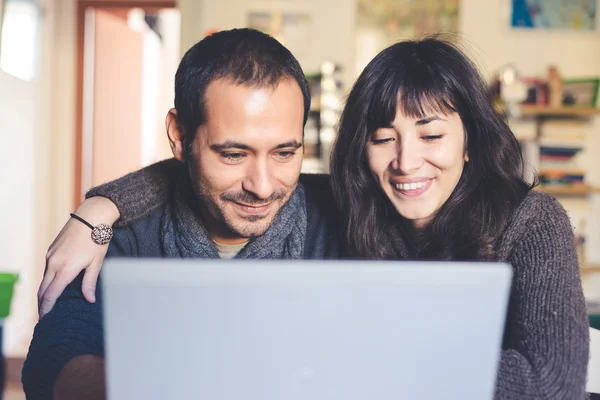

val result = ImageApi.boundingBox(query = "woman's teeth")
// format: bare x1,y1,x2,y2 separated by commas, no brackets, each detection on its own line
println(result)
395,180,430,191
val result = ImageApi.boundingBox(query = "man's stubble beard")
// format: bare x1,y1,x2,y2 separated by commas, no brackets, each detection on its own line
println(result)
188,171,295,239
208,191,294,239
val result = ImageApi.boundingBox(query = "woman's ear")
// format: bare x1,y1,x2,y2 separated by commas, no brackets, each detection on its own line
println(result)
464,152,470,162
166,108,186,161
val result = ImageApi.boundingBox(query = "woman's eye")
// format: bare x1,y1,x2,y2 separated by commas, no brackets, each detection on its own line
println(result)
422,135,443,141
371,137,395,145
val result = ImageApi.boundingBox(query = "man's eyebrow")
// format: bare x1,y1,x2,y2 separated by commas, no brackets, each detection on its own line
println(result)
415,116,447,126
273,141,303,150
210,141,253,151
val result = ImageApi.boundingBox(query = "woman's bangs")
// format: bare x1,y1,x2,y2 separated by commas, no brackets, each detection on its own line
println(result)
396,75,457,119
365,67,457,136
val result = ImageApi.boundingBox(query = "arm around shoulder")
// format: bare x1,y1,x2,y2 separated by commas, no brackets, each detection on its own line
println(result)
85,158,182,227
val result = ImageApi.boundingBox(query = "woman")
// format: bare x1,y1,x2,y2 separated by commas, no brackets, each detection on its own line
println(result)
39,38,590,398
330,39,590,398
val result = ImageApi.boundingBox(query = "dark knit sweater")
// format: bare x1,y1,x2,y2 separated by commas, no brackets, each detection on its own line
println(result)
24,158,590,399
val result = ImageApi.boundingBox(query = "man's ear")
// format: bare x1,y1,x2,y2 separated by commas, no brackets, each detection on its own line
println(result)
166,108,186,161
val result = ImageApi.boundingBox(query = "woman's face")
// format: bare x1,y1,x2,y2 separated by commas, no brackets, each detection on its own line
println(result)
367,106,468,228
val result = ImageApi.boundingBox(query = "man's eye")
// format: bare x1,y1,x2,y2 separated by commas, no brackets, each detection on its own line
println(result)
221,152,246,162
275,151,295,161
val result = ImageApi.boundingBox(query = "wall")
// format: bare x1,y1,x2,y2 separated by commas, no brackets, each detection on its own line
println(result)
1,0,45,356
176,0,600,94
460,0,600,80
0,0,4,42
89,9,144,187
0,70,37,356
177,0,356,94
1,0,77,357
143,8,180,165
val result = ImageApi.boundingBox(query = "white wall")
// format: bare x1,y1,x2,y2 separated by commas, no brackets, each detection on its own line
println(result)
178,0,356,94
460,0,600,80
176,0,600,96
1,0,77,357
0,70,37,356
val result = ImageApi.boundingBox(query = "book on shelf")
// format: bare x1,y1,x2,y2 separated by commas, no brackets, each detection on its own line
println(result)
509,119,537,141
539,146,582,156
540,119,592,137
539,138,585,148
538,140,586,185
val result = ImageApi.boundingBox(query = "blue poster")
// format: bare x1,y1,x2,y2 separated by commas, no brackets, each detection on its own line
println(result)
511,0,597,30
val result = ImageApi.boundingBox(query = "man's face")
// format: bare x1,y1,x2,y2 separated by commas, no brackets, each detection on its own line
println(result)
174,78,305,243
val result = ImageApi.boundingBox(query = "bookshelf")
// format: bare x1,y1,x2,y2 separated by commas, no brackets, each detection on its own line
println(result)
507,103,600,281
517,105,600,117
582,265,600,274
509,107,598,196
302,62,343,174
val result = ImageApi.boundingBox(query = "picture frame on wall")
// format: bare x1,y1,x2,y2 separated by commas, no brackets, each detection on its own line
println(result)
511,0,597,31
563,78,600,107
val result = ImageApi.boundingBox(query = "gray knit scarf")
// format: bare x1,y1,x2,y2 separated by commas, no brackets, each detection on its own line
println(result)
161,173,307,259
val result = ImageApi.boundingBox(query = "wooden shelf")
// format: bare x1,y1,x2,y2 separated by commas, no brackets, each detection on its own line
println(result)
536,185,600,196
518,105,600,117
581,265,600,273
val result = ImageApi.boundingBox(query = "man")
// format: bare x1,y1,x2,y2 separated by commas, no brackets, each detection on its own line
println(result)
23,28,338,399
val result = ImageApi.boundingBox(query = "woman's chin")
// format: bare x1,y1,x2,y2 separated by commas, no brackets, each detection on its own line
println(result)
396,210,435,228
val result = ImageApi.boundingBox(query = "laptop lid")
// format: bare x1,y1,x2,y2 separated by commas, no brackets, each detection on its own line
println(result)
102,259,512,400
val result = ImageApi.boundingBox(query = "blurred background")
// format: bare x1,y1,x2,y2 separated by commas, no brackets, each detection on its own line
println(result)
1,0,600,397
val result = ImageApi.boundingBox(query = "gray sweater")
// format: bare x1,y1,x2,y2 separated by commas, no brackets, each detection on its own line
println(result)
84,158,590,399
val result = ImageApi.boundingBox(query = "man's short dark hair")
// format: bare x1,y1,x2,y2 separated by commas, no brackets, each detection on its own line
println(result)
174,28,311,143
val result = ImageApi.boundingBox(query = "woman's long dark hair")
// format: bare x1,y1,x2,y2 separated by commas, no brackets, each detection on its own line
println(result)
330,37,533,260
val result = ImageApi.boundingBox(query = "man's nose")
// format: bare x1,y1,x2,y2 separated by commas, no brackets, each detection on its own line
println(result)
242,160,275,200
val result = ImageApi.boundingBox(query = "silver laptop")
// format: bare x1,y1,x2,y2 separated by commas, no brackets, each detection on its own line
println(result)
102,260,512,400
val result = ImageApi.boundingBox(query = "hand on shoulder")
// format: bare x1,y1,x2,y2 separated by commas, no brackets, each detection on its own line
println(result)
38,196,119,318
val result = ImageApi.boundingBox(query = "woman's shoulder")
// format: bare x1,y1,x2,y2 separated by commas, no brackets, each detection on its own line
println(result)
500,189,573,257
510,190,569,229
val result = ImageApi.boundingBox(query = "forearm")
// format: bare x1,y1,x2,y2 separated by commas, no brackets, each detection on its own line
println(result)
85,158,181,227
73,196,120,226
497,234,589,396
53,355,105,400
493,273,589,400
494,347,586,400
23,272,105,399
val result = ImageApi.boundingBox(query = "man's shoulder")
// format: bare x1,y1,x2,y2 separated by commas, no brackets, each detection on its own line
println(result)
298,173,341,258
299,173,330,192
109,206,167,257
299,173,336,215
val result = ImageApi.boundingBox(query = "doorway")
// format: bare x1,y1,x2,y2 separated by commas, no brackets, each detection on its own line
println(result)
75,0,179,205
